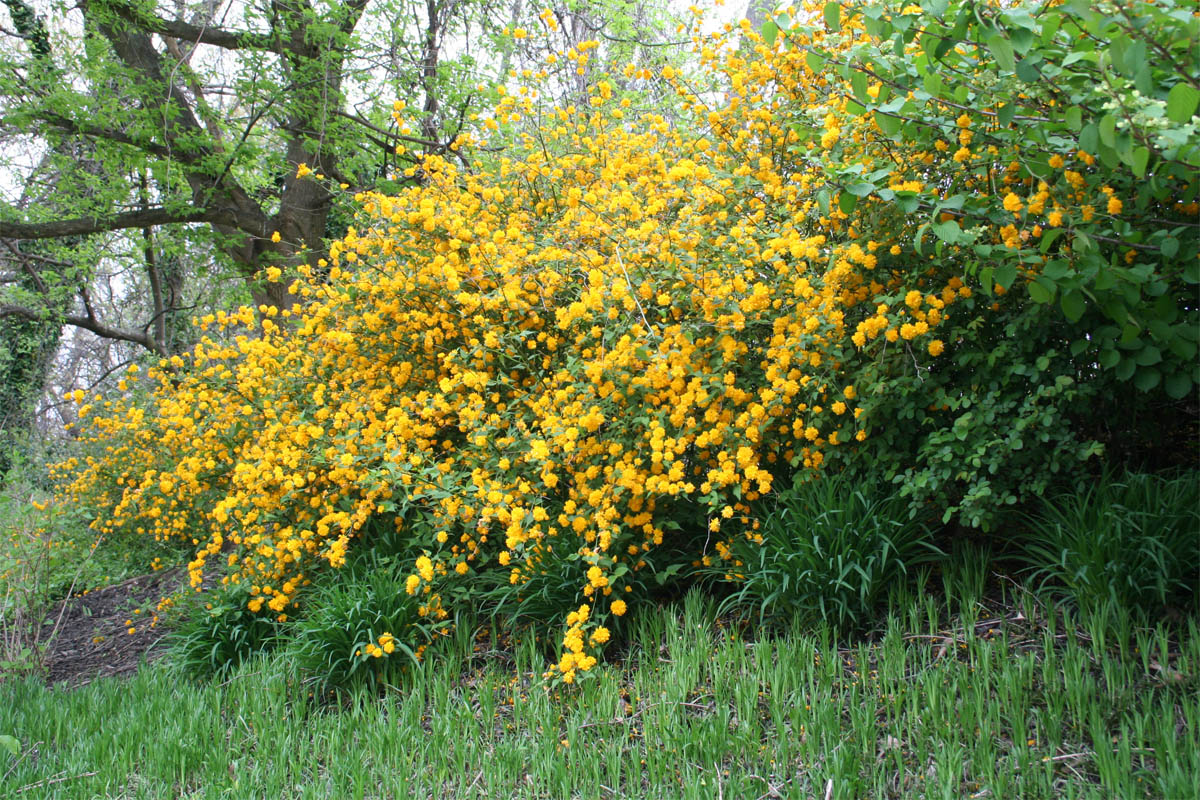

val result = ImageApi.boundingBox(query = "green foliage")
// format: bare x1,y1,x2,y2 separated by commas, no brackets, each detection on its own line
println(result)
711,475,940,631
289,555,445,696
1020,470,1200,613
842,287,1109,529
3,594,1197,798
172,587,281,679
778,0,1200,527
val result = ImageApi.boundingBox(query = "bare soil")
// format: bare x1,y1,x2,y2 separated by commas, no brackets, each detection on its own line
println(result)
38,568,188,686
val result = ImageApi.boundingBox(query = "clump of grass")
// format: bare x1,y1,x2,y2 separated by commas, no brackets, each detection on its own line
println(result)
712,474,941,632
171,585,282,679
289,554,445,697
1021,470,1199,613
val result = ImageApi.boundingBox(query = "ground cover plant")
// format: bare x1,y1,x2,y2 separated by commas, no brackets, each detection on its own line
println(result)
2,590,1197,799
44,0,1198,684
1021,470,1200,614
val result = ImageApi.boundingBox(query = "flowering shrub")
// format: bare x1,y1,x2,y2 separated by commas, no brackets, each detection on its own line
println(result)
54,1,1197,679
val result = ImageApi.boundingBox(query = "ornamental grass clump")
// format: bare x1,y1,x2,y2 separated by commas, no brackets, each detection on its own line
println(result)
52,1,1198,680
290,554,444,696
1021,471,1200,613
710,474,939,632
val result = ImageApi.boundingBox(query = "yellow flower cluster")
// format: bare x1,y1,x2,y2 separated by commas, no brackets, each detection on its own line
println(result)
360,631,397,659
55,3,988,677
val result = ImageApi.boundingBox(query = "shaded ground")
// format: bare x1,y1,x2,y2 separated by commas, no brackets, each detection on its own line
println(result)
38,568,188,686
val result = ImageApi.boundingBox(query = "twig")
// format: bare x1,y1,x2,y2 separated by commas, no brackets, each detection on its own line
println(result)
17,770,99,793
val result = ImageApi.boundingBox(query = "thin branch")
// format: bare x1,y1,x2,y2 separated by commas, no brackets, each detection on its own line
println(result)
19,111,188,162
329,108,445,149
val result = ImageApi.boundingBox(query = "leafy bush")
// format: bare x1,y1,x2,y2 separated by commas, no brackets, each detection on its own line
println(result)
710,475,939,631
1021,471,1200,612
52,0,1197,679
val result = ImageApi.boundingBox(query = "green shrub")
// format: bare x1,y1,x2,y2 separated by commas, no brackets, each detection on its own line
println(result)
1021,471,1200,612
711,475,940,632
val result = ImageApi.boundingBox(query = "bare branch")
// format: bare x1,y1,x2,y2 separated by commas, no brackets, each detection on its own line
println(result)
0,303,166,355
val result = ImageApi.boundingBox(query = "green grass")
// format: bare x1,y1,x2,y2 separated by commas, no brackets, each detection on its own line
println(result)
1,589,1196,799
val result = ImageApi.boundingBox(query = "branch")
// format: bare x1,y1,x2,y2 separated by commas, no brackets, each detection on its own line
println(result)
97,0,280,53
16,111,187,162
0,207,229,240
330,108,445,149
0,303,166,355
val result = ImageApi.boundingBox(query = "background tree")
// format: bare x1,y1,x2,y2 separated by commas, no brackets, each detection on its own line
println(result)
0,0,507,476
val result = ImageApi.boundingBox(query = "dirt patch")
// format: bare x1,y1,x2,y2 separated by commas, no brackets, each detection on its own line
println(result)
38,568,191,686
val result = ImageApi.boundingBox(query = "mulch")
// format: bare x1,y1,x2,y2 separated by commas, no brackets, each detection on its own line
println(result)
37,568,190,686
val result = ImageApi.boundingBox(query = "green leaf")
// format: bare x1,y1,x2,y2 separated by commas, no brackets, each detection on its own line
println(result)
895,191,921,214
1134,367,1161,392
1064,107,1082,131
0,735,17,757
1166,82,1200,124
1164,372,1193,400
816,189,831,216
923,71,943,98
875,110,901,136
824,1,841,31
1010,27,1034,55
1161,236,1180,259
1130,146,1150,178
1028,277,1055,303
1135,345,1162,366
931,220,961,243
806,51,827,72
1099,114,1116,148
847,181,874,197
1060,289,1086,322
1041,260,1073,281
987,33,1015,73
914,223,930,255
997,103,1015,127
839,191,858,214
1079,122,1098,154
994,262,1018,290
1099,348,1120,369
851,70,869,103
761,20,778,46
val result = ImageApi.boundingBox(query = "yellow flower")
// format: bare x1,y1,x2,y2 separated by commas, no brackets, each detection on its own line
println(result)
1107,196,1122,215
1002,193,1023,213
928,339,945,356
611,599,627,616
270,231,282,243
